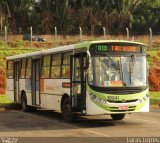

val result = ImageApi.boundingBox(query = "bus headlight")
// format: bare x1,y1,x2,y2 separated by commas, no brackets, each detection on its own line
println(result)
139,99,142,103
139,95,148,103
143,96,146,101
143,96,147,101
89,93,108,105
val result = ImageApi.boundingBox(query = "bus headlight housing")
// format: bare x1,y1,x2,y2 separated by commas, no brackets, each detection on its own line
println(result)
139,99,142,103
139,95,148,103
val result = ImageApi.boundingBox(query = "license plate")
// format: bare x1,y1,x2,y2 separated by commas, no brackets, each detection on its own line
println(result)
119,105,128,110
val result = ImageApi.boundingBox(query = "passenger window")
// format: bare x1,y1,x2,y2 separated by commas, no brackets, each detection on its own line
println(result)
51,54,61,78
62,52,72,78
75,58,80,80
20,59,26,78
26,58,32,78
41,55,51,78
7,61,14,78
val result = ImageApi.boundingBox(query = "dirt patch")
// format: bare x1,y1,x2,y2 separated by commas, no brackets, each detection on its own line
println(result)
150,104,160,109
0,69,5,94
149,68,160,91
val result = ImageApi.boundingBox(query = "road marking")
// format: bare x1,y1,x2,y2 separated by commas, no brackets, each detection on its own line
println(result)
11,110,109,137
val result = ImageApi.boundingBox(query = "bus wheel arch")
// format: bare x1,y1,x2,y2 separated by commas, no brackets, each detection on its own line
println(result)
21,90,28,112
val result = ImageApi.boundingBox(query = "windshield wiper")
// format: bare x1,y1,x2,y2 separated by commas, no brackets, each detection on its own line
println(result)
129,55,135,73
107,56,120,70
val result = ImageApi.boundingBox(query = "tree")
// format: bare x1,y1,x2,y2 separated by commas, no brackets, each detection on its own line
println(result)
6,0,37,34
1,0,160,35
0,0,11,32
132,0,160,34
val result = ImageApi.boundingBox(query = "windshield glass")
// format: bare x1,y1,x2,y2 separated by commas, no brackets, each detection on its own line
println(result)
88,56,147,87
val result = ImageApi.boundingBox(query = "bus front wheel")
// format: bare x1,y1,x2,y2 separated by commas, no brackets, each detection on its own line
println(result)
110,114,125,120
62,98,75,122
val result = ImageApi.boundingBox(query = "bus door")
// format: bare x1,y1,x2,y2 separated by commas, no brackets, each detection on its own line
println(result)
14,61,20,102
70,53,86,113
32,59,40,105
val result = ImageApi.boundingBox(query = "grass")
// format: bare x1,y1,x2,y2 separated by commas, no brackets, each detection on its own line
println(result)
0,41,38,75
147,50,160,67
149,92,160,104
0,95,12,107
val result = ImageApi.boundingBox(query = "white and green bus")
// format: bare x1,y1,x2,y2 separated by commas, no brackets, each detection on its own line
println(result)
6,40,149,122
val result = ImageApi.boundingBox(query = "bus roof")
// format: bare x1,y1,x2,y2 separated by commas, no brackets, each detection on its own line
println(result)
6,44,76,60
6,40,145,60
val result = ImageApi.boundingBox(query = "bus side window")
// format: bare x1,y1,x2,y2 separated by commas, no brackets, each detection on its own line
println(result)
41,55,51,78
7,61,14,79
75,58,80,80
62,52,72,78
26,58,31,78
20,59,26,78
51,54,61,78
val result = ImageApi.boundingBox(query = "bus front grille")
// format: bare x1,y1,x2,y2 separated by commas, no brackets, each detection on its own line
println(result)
107,99,138,103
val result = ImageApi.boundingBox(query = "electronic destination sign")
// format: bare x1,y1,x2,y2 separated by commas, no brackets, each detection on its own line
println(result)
90,43,143,54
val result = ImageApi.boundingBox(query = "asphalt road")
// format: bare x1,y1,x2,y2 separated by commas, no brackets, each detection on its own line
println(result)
0,107,160,142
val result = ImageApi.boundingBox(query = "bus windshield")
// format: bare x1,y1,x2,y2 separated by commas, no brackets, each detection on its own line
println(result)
88,56,147,87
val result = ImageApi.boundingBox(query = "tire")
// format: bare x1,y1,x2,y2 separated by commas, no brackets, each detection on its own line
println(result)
21,94,28,112
110,114,125,120
62,98,75,122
